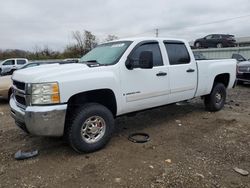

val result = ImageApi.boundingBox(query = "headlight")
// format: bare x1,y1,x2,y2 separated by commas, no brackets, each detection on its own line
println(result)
31,82,60,105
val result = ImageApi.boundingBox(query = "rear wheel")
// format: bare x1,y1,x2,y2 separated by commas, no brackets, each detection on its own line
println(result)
195,42,201,48
204,83,226,112
66,103,115,153
216,43,223,48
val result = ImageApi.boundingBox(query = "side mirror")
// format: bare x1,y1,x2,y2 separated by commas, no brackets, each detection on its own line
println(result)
139,51,153,69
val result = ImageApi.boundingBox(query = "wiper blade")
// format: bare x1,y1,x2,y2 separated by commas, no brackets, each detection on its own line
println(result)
81,60,101,67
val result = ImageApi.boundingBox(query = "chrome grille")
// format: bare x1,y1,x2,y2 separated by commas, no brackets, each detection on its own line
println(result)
15,95,26,106
13,80,25,90
12,80,27,108
239,66,250,73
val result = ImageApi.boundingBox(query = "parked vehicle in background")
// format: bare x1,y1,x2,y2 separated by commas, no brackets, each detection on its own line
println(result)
0,61,75,101
194,34,236,49
0,58,28,76
0,75,12,100
232,53,250,84
10,37,236,153
232,53,248,63
193,51,207,60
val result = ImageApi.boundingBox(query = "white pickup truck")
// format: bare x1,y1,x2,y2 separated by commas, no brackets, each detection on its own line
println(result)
10,38,236,153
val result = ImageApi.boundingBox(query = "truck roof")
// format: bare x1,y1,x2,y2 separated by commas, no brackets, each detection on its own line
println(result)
114,37,187,43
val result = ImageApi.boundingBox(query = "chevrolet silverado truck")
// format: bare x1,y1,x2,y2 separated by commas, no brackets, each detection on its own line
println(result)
10,38,237,153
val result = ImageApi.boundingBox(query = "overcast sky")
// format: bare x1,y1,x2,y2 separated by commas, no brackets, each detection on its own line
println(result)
1,0,250,51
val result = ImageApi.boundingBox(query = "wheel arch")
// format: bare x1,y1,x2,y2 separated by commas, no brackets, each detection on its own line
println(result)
66,89,117,117
213,73,230,89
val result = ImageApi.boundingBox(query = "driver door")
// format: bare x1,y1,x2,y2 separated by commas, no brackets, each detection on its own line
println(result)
120,41,170,114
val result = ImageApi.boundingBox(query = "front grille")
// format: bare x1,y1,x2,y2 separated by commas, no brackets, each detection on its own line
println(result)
12,80,27,107
13,80,25,90
239,66,250,73
15,95,26,106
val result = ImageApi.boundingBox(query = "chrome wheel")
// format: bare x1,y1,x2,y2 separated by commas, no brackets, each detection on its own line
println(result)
217,43,223,48
215,92,222,104
81,116,106,144
195,42,200,48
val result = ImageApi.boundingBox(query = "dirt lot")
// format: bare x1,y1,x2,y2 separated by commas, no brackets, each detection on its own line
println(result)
0,85,250,188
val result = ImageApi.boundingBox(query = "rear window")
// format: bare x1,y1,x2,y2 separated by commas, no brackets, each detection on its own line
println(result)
164,42,191,65
17,60,26,65
223,35,235,39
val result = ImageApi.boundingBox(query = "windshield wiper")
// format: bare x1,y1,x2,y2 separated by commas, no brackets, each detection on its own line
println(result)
81,60,101,67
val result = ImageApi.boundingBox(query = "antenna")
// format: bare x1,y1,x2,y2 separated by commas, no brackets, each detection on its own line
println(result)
155,29,159,37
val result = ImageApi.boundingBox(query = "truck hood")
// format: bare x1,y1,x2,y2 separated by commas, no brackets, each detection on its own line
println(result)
12,63,90,83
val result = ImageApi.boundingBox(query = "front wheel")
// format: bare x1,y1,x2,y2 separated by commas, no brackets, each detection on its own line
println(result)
204,83,226,112
66,103,115,153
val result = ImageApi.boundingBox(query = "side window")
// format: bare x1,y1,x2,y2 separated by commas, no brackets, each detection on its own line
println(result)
17,60,26,65
130,43,163,67
3,60,15,66
205,35,212,40
164,42,191,65
212,35,220,39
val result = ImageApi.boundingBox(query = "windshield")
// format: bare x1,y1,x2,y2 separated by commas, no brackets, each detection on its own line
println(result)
79,41,132,65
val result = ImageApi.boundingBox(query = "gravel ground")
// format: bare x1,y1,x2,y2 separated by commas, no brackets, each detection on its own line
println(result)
0,85,250,188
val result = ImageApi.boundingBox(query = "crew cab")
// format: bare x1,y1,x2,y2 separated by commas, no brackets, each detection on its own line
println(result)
0,58,28,75
10,37,237,153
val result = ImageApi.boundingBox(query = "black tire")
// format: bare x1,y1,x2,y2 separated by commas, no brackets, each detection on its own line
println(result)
66,103,115,153
237,80,243,85
195,42,201,48
9,69,15,75
204,83,226,112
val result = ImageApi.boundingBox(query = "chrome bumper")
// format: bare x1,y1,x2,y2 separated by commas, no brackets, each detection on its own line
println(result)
10,96,67,137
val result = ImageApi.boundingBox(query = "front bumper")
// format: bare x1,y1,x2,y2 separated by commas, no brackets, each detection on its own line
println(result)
10,96,67,136
237,73,250,82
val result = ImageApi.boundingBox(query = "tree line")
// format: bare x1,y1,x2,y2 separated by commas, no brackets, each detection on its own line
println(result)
0,31,118,60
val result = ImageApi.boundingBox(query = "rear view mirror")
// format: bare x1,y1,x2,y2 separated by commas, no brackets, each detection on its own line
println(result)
139,51,153,69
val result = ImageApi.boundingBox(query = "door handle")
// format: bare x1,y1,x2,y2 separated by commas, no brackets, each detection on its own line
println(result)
156,72,167,76
186,68,195,73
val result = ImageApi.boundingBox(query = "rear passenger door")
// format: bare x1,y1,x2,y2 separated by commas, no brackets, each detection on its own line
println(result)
16,59,27,68
164,41,197,102
211,35,221,47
